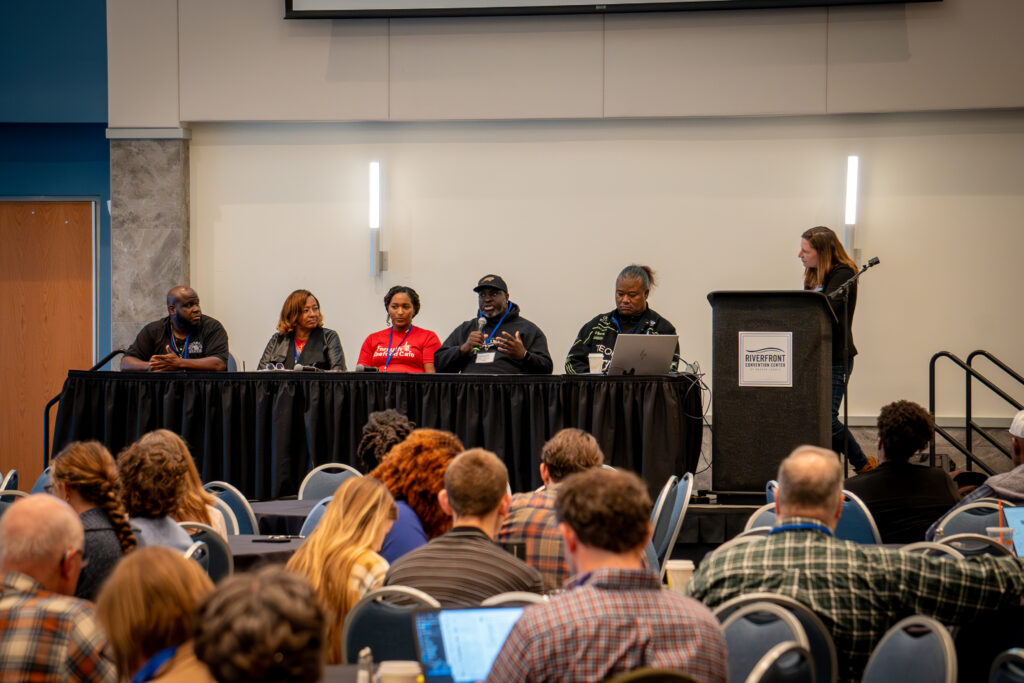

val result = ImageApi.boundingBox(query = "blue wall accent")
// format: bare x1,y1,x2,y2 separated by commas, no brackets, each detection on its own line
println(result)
0,0,111,363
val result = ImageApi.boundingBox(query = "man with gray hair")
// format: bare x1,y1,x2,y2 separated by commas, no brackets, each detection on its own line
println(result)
0,495,116,681
687,446,1024,682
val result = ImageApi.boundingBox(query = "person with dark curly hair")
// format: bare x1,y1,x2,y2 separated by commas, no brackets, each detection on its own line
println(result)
50,441,137,601
356,409,416,472
117,433,193,551
845,399,958,543
194,567,325,682
369,428,463,562
357,285,441,373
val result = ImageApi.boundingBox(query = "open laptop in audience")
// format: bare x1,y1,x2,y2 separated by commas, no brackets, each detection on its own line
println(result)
413,606,524,683
606,333,678,376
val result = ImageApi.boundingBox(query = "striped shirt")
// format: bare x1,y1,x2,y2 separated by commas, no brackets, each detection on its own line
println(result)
487,567,727,683
498,488,567,592
384,526,543,606
0,571,116,682
686,516,1024,682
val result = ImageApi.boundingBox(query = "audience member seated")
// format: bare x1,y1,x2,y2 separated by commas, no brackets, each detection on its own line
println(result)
385,449,543,605
498,428,604,591
258,289,346,371
356,409,416,472
926,408,1024,541
844,400,959,543
194,566,325,683
287,477,397,664
96,546,215,683
50,441,138,601
488,468,727,683
121,286,229,372
117,433,193,551
687,445,1024,682
369,428,464,562
147,430,228,538
0,495,116,681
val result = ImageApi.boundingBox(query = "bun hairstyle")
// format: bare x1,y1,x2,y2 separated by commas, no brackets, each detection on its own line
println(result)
52,441,137,553
356,409,416,472
617,264,656,291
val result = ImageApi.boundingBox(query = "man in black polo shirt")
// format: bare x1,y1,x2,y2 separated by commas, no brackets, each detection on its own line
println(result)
121,286,230,372
384,448,543,605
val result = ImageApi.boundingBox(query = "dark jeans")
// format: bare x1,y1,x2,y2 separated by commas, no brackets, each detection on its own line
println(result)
832,360,868,470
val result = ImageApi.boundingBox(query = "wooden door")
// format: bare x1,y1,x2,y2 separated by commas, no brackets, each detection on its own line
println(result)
0,201,94,491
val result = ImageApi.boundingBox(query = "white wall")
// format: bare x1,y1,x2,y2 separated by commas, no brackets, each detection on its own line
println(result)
190,110,1024,421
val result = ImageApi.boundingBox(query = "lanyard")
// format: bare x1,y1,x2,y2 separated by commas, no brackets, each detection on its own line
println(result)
293,338,305,363
132,646,177,683
769,522,833,536
169,333,190,359
480,307,511,346
611,316,643,335
384,326,413,371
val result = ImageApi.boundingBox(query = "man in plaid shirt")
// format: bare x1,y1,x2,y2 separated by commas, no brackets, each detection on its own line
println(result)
0,495,116,682
498,428,604,592
488,467,727,683
687,446,1024,682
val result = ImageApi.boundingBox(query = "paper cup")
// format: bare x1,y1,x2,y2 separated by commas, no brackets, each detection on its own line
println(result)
588,353,604,374
377,661,423,683
986,526,1015,550
665,559,695,592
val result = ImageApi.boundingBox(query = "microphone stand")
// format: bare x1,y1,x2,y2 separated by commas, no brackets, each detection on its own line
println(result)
828,257,880,472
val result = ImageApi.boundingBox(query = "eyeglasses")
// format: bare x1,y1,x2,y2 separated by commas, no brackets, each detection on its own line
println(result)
62,547,89,569
263,362,286,371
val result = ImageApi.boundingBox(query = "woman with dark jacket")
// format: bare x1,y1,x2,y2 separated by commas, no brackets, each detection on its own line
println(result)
259,289,346,371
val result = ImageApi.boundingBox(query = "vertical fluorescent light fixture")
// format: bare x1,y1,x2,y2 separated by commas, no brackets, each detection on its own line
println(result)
844,155,859,252
369,161,381,276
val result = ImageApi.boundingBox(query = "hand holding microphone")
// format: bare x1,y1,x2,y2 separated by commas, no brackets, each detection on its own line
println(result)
461,316,487,355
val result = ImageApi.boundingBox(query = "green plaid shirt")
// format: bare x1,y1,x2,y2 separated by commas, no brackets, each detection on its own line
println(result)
685,517,1024,682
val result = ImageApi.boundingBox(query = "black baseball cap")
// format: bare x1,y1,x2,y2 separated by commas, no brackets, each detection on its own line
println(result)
473,274,508,294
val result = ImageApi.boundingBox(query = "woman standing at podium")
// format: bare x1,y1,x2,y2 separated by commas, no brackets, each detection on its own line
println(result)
799,226,875,474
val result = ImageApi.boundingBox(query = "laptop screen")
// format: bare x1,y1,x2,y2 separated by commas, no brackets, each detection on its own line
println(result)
413,606,524,683
1000,506,1024,556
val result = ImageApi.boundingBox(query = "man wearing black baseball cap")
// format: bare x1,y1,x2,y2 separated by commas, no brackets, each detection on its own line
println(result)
434,274,552,374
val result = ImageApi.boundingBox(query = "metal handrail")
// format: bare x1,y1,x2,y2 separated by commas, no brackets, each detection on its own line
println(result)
929,350,1023,475
44,349,126,467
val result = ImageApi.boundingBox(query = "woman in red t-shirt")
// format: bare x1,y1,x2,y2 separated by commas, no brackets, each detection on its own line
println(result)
358,286,441,373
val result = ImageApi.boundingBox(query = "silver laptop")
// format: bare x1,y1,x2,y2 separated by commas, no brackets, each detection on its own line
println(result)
413,606,524,683
606,333,678,376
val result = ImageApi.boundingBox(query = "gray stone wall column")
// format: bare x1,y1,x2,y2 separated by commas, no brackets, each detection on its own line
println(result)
109,134,190,357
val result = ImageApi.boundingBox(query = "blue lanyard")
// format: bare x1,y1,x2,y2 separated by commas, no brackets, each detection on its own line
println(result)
480,307,511,346
170,333,190,359
384,326,413,371
132,646,177,683
769,522,833,536
611,316,643,335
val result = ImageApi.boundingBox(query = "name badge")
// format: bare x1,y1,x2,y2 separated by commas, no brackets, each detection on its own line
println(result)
476,351,496,364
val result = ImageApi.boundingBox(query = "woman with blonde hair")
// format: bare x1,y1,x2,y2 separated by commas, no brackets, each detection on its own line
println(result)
95,546,215,682
369,428,463,562
286,477,397,664
799,225,874,474
136,430,227,538
50,440,137,601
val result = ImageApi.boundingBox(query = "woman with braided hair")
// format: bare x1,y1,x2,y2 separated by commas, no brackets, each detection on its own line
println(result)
50,440,137,601
356,409,416,472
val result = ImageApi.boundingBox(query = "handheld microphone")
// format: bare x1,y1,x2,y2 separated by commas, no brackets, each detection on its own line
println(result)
355,364,379,373
472,316,486,352
294,363,303,372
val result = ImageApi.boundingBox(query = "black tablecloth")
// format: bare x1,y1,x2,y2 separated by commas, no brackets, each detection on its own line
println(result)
227,535,304,571
251,499,318,535
52,371,703,500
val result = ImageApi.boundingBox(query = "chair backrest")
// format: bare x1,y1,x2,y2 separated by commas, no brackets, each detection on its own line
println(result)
178,522,234,582
899,542,965,559
0,490,28,504
744,503,777,531
226,352,238,371
299,496,333,537
650,475,678,525
835,489,883,544
203,480,259,535
937,532,1015,557
766,480,778,503
211,496,240,535
991,647,1024,683
746,641,814,683
341,586,441,664
861,615,956,683
652,473,693,580
298,463,362,501
934,500,1010,539
643,540,659,576
721,602,810,683
184,540,210,573
714,592,837,683
31,467,50,494
480,591,547,607
1,469,18,491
